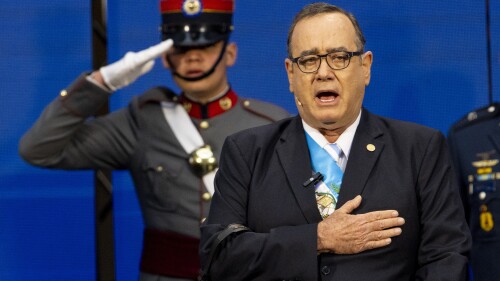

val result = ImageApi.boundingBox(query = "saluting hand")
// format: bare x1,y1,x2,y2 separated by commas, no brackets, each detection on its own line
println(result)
97,39,174,91
317,195,405,254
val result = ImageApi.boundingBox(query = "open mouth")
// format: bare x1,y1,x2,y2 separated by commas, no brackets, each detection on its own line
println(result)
315,90,339,103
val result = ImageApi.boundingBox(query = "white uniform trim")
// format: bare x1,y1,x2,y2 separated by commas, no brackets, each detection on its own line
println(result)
161,101,217,195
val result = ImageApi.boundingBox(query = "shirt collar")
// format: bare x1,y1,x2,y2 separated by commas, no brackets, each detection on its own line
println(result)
302,110,362,161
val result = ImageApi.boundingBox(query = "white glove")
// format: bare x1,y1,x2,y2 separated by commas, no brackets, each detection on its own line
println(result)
100,39,173,91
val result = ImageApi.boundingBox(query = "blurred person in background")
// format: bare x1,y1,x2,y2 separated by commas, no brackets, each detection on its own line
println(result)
19,0,289,280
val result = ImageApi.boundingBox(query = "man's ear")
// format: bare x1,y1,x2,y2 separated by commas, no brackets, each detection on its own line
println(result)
361,51,373,86
161,53,171,69
224,42,237,67
285,58,295,93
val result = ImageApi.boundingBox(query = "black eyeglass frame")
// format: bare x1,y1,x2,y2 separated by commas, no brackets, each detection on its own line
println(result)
290,51,363,73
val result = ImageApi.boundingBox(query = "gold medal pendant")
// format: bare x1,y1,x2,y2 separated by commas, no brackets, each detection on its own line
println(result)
480,204,494,232
189,145,217,176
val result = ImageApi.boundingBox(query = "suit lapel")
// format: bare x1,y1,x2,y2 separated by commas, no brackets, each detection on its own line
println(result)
337,110,384,208
276,116,323,223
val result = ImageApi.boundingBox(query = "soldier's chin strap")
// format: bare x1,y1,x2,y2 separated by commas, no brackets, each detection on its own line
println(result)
167,40,228,82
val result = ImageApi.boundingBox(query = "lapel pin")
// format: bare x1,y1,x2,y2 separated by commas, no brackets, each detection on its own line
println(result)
366,144,376,152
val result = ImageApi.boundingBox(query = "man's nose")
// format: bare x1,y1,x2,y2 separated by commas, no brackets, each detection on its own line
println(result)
316,57,335,81
184,49,203,62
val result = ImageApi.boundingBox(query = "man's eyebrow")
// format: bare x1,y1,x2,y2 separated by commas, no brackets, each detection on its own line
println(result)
298,48,319,57
297,46,350,57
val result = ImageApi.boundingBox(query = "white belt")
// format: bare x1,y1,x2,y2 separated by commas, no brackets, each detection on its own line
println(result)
161,101,217,195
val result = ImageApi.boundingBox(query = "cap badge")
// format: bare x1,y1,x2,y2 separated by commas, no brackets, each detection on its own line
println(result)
182,0,202,16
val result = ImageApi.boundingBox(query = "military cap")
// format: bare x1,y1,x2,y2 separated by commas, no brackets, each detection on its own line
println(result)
160,0,234,47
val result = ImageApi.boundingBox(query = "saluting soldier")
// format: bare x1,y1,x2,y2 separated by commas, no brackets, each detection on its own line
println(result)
448,102,500,281
18,0,289,280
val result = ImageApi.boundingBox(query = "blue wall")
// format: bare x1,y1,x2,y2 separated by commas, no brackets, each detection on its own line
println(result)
2,0,499,280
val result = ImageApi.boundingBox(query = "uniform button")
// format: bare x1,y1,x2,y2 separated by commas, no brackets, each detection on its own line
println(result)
467,112,477,121
200,217,207,223
243,100,251,107
60,90,68,97
479,191,486,200
202,192,212,201
321,266,331,275
156,166,163,172
200,121,209,129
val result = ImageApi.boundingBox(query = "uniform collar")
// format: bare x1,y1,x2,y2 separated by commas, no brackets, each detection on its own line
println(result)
301,110,362,162
179,88,238,119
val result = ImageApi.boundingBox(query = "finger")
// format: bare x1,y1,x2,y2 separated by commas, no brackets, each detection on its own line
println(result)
139,60,155,75
367,227,402,242
371,217,405,231
363,238,393,251
336,195,362,214
364,209,400,222
363,227,403,251
136,39,174,63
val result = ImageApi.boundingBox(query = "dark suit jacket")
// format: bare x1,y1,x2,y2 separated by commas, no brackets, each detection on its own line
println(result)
200,109,471,281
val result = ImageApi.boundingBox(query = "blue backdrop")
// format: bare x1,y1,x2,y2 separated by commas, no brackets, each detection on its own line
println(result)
1,0,499,280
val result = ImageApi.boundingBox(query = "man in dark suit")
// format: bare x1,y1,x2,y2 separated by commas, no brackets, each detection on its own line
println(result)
200,2,471,280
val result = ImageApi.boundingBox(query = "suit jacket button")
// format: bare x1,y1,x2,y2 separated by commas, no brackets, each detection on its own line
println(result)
321,265,331,275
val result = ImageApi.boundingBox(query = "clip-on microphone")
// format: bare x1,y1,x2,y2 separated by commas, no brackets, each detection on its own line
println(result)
302,172,323,188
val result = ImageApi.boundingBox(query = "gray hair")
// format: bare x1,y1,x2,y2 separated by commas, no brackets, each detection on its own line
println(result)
286,2,366,58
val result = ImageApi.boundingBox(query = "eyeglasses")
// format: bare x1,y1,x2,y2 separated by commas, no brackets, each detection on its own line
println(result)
290,51,363,73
